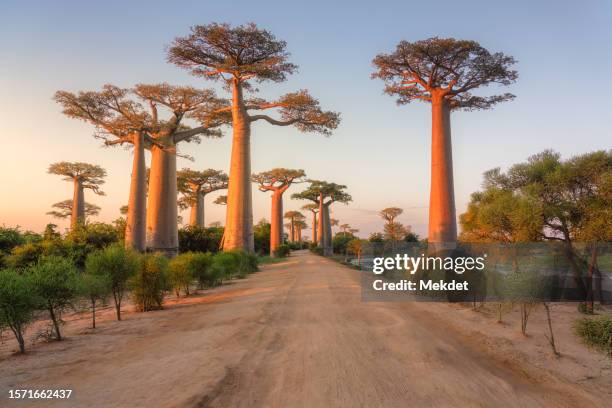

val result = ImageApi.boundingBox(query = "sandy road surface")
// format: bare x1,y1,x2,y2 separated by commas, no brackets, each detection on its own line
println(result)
0,251,604,407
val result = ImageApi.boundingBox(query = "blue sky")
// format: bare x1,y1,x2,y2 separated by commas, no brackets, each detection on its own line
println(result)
1,0,610,237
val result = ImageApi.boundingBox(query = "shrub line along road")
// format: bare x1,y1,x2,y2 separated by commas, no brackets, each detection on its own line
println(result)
1,251,601,407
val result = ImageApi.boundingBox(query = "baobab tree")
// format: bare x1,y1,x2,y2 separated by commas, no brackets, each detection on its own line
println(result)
294,220,308,242
253,168,306,256
55,84,226,256
284,211,306,243
214,195,227,206
177,168,228,227
302,203,319,244
168,23,340,252
48,162,106,230
292,181,351,256
372,38,517,244
48,200,101,223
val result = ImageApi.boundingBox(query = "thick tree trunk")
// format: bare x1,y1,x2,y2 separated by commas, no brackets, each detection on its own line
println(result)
71,178,84,230
317,196,324,249
312,212,318,244
224,80,254,252
189,191,204,227
320,204,333,256
270,190,283,256
428,95,457,245
125,133,147,252
289,221,295,243
146,144,179,257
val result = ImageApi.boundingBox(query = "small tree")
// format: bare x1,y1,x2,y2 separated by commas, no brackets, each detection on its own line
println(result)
29,256,79,340
85,244,140,321
131,253,169,312
48,200,100,222
168,252,199,297
0,269,40,353
347,239,364,266
79,273,111,329
48,162,106,230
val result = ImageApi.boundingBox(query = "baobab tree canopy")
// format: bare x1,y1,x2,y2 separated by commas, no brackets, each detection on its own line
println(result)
48,162,106,194
372,38,518,110
292,180,352,205
47,200,101,219
177,168,229,205
252,168,306,191
379,207,403,223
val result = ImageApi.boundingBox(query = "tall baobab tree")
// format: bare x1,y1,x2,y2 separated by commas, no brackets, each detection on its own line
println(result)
177,168,228,227
302,203,319,244
168,23,340,252
372,38,517,244
284,211,306,243
292,181,351,256
48,200,101,223
48,162,106,230
294,220,308,242
253,168,306,256
54,85,226,254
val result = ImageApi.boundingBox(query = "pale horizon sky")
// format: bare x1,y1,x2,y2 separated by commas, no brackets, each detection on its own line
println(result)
1,0,611,239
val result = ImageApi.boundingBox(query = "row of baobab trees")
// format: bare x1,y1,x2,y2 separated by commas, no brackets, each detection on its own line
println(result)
52,22,517,256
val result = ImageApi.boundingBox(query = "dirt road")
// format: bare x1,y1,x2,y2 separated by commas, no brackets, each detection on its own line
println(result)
0,251,603,407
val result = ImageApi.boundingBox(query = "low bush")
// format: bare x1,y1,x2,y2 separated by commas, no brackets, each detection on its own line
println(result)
168,253,197,297
211,252,239,281
310,246,324,255
273,244,291,258
130,253,169,312
574,316,612,357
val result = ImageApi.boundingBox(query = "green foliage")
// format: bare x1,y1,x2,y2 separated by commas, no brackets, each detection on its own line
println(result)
28,256,80,340
78,273,111,328
130,253,169,312
404,232,420,243
573,316,612,357
254,219,271,255
0,226,26,254
310,246,324,255
273,244,291,258
368,233,385,243
332,233,355,254
211,250,258,281
85,244,140,320
0,269,40,353
178,225,224,253
168,252,207,296
287,241,305,250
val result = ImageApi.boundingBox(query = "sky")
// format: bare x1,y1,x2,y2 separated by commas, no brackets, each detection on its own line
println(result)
0,0,611,238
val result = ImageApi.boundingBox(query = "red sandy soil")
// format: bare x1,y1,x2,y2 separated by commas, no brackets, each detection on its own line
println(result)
0,251,610,407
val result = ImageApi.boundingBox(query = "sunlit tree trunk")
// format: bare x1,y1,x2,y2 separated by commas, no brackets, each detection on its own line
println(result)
224,80,254,252
71,178,84,230
312,212,318,244
323,204,333,255
289,220,295,243
147,144,179,257
125,133,147,251
317,195,324,249
189,191,204,227
428,95,457,245
270,190,283,256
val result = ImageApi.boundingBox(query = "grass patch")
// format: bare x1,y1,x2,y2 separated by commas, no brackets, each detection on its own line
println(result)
573,315,612,357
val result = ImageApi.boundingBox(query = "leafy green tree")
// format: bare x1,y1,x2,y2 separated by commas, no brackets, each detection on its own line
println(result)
131,253,169,312
85,244,140,320
253,219,272,255
29,256,79,340
0,269,40,353
79,273,111,329
168,253,199,296
178,168,229,227
178,225,224,253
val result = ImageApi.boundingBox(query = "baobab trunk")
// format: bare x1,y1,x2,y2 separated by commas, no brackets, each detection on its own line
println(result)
289,221,295,243
189,192,204,227
323,204,333,256
71,178,84,229
223,80,254,252
146,144,179,257
312,212,318,244
428,95,457,245
270,190,283,256
317,195,324,249
125,133,147,252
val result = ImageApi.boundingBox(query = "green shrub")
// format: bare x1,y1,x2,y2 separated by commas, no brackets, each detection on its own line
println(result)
0,269,40,353
28,256,80,340
574,316,612,357
273,244,291,258
310,246,324,255
211,252,239,281
8,243,45,268
85,244,140,321
178,226,223,253
130,253,169,312
287,241,302,250
168,252,204,296
232,250,259,278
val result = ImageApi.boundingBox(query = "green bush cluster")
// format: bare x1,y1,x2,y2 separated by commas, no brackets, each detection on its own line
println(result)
574,316,612,357
273,244,291,258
